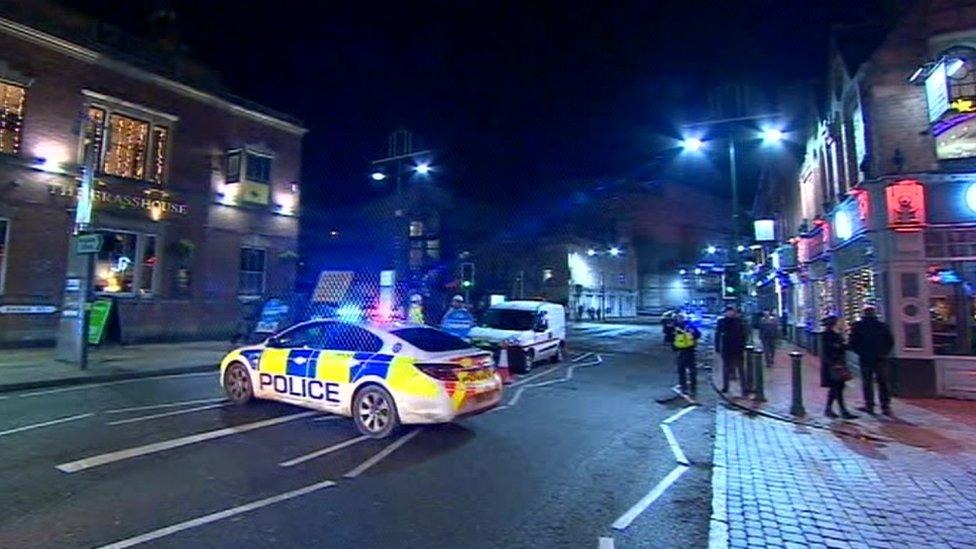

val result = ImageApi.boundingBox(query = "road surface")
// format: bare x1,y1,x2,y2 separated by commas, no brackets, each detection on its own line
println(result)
0,321,714,548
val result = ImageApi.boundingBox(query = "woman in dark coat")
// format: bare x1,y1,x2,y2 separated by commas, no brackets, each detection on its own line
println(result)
820,315,858,419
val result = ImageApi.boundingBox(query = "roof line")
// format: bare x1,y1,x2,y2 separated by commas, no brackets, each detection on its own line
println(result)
0,17,307,136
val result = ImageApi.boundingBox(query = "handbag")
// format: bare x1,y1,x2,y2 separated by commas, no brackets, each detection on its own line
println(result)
830,363,853,382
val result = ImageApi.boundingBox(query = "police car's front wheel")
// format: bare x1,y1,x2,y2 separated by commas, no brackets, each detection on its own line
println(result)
353,385,400,438
223,363,254,405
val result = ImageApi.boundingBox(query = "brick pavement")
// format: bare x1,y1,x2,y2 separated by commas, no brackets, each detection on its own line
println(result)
710,406,976,549
708,338,976,460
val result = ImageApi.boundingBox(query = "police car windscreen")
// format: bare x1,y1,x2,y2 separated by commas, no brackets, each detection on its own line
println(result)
392,327,472,352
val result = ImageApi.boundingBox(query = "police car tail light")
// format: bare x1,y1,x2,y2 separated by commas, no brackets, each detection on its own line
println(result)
416,363,460,381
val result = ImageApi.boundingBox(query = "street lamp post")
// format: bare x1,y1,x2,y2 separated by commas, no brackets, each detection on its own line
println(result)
369,129,432,281
681,114,785,306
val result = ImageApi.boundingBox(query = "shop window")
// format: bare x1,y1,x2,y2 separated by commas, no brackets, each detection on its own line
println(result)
841,268,876,332
928,261,976,355
239,247,266,296
0,218,8,294
925,228,976,257
245,152,271,183
94,231,157,295
409,221,424,237
0,82,26,154
426,239,440,260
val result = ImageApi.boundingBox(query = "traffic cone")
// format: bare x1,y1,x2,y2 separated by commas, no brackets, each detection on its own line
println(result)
496,347,513,384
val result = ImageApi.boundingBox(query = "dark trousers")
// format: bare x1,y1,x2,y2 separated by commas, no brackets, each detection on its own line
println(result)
826,381,849,413
676,349,697,392
761,339,776,367
721,352,746,395
860,358,891,410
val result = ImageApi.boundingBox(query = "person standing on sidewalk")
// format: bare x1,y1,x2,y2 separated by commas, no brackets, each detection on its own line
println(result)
821,315,858,420
671,313,701,395
716,306,747,395
849,306,895,415
758,310,779,368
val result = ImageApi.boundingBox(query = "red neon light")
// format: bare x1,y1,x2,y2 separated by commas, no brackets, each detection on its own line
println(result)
886,179,925,230
852,189,869,221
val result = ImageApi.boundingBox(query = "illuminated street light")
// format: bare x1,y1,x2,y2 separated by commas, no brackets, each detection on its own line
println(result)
694,268,703,275
587,249,596,256
679,268,687,275
415,162,431,175
370,171,387,181
681,137,704,152
609,247,621,257
761,128,784,144
736,244,746,252
706,245,717,254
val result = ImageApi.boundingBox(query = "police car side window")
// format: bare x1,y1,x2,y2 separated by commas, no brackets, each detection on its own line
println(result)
274,323,326,348
326,325,383,353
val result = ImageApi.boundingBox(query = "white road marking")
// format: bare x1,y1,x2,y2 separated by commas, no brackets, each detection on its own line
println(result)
56,411,316,473
660,424,690,466
508,365,561,387
662,404,698,425
343,429,422,478
312,415,342,422
571,351,594,363
506,386,529,406
104,397,226,414
279,435,370,467
95,479,337,549
671,385,695,405
482,404,510,414
598,537,615,549
0,413,94,438
107,403,232,426
18,372,214,398
612,465,689,530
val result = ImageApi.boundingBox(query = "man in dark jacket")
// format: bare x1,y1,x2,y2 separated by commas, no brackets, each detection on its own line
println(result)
849,306,895,415
671,313,702,394
715,306,748,395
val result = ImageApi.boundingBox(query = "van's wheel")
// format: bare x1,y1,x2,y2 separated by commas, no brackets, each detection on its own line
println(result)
353,385,400,438
551,343,565,363
223,363,253,405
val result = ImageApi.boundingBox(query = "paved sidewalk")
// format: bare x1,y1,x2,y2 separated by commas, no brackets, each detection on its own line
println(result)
710,406,976,549
0,340,229,393
710,340,976,458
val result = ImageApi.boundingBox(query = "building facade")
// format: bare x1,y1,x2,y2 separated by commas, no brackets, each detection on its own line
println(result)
0,4,305,345
762,0,976,398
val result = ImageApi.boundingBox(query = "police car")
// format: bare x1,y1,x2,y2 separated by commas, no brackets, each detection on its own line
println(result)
220,320,503,438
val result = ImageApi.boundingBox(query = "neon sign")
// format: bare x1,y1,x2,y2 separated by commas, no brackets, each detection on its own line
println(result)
886,180,926,230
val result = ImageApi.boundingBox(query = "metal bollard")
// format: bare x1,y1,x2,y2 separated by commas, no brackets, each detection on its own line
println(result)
743,345,754,393
789,351,806,416
752,348,766,402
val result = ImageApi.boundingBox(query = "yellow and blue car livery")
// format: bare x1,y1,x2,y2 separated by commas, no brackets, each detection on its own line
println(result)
219,320,502,436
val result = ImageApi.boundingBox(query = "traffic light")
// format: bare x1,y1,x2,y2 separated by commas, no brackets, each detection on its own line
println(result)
461,262,475,289
723,270,740,297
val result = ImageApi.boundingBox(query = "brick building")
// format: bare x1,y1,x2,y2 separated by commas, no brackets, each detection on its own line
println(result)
766,0,976,398
0,2,305,345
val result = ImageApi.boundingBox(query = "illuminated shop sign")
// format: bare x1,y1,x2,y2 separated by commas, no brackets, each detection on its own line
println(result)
754,219,775,242
833,197,865,242
885,179,926,230
48,184,188,216
926,60,950,122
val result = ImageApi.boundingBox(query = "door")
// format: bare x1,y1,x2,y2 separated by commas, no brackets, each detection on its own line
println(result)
256,322,328,401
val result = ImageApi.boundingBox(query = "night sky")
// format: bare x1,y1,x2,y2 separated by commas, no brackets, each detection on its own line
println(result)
67,0,891,207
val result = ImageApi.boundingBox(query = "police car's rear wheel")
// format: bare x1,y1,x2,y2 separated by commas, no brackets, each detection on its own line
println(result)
353,385,399,438
224,363,253,405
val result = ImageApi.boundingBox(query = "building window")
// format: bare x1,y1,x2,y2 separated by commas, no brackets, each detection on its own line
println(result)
150,126,168,184
928,261,976,355
226,150,242,183
87,107,106,167
245,152,271,183
94,230,156,295
0,82,26,154
103,113,149,180
239,247,266,295
409,221,424,237
426,238,440,259
0,218,8,294
542,267,554,282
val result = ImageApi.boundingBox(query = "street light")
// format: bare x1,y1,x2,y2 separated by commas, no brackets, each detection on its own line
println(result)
681,137,704,152
761,128,784,144
609,246,621,257
736,244,746,252
414,162,431,175
706,245,718,255
370,171,387,181
587,248,596,256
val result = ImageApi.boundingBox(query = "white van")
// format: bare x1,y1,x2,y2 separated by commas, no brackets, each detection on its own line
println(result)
469,301,566,373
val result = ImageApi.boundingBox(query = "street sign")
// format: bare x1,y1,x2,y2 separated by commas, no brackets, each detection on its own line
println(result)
76,233,103,254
